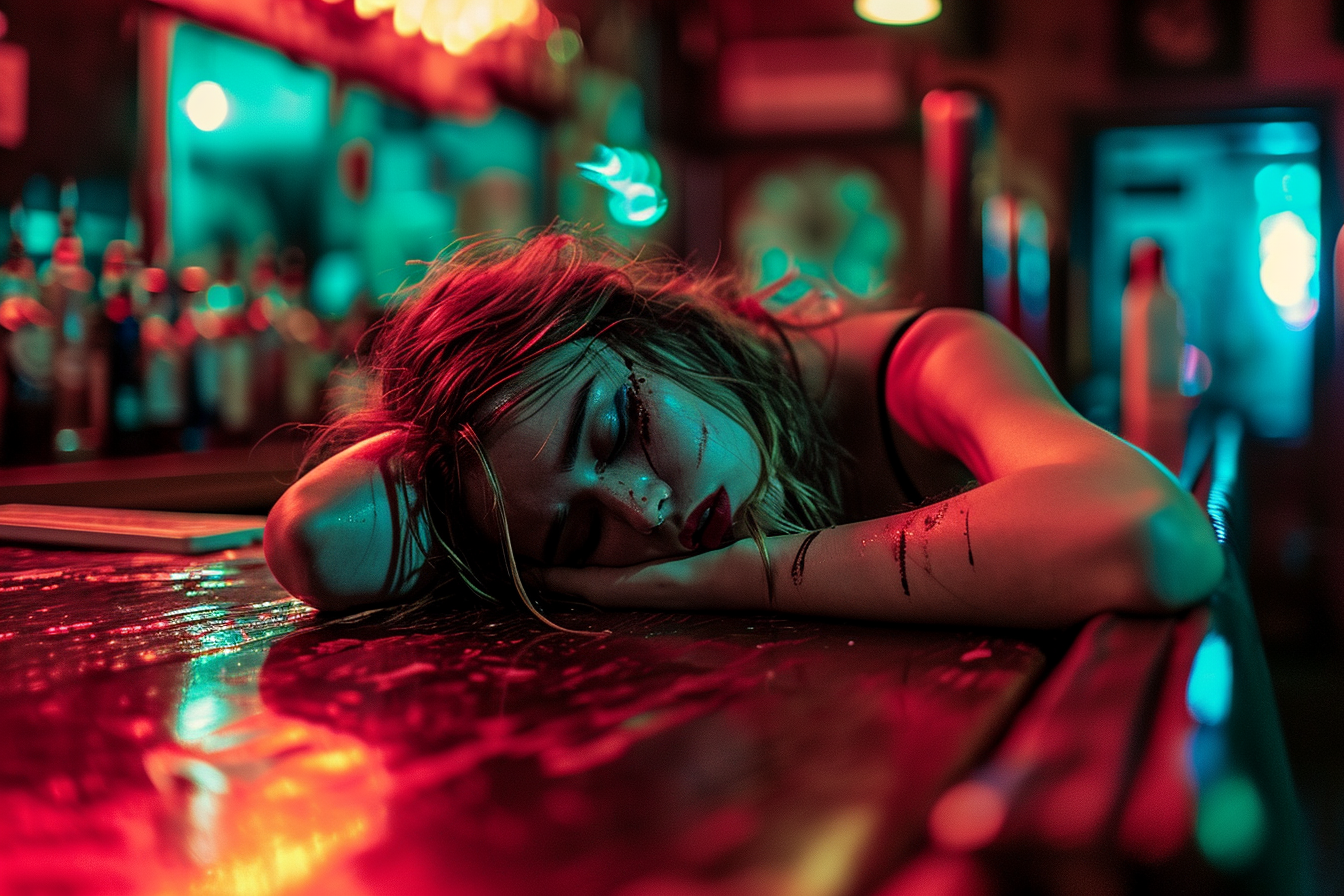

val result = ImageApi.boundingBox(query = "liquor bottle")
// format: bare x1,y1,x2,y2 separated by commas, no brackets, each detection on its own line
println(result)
245,240,286,437
0,207,55,464
277,248,327,424
177,264,214,450
1121,238,1187,474
210,242,253,444
139,264,188,452
100,239,146,454
44,184,104,460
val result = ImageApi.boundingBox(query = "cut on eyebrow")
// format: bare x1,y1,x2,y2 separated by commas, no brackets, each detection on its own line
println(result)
558,373,597,473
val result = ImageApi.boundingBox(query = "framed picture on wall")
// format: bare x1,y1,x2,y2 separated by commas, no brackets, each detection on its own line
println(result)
1117,0,1246,79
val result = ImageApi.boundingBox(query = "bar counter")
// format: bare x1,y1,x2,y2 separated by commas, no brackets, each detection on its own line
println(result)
0,538,1313,895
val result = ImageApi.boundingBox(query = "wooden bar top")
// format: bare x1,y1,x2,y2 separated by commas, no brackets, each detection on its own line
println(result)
0,544,1045,896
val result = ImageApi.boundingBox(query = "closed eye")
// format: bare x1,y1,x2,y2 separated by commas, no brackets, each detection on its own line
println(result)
595,382,634,474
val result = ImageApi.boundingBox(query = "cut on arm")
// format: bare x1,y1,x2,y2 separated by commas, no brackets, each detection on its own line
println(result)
882,308,1224,615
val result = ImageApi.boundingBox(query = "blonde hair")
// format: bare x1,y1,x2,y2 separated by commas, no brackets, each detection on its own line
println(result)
310,228,844,625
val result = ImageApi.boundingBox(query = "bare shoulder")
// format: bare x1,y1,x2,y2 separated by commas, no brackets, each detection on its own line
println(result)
791,307,924,409
884,308,1126,481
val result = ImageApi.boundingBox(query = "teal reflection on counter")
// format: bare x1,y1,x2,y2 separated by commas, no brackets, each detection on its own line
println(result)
1185,627,1267,871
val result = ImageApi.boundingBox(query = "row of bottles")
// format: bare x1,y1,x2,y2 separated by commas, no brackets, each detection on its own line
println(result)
0,196,375,465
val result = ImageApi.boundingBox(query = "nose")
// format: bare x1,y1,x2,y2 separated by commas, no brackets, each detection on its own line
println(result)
595,472,671,535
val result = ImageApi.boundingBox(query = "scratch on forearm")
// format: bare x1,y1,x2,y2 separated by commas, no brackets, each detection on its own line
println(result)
916,502,949,576
896,527,909,596
791,530,822,586
963,507,974,567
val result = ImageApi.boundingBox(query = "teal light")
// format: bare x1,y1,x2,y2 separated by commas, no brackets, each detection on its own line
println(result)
576,144,668,227
204,281,244,312
1195,773,1267,870
311,251,364,319
1017,204,1050,319
22,209,58,256
1186,631,1232,726
1255,121,1319,156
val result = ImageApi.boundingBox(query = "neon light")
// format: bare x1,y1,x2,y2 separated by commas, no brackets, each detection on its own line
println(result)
855,0,941,25
184,81,229,132
576,144,668,227
1186,631,1232,726
1258,211,1318,326
1256,121,1319,156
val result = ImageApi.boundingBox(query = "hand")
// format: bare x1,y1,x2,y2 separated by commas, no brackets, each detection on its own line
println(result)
540,541,767,612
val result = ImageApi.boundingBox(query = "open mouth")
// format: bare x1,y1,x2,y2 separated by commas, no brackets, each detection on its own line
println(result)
680,487,732,551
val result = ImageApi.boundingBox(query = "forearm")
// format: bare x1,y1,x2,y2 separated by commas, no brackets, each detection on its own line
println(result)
567,460,1223,628
264,432,432,611
760,464,1221,627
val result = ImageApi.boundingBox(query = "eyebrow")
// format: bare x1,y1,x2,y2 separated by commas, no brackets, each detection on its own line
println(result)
543,373,598,565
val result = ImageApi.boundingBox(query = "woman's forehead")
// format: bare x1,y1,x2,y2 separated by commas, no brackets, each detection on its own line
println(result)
486,339,618,429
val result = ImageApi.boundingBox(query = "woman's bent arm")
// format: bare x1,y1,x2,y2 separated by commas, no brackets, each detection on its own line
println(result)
547,309,1225,626
264,431,432,612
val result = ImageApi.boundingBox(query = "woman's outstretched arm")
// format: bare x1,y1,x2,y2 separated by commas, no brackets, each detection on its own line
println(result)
264,431,432,612
546,309,1225,627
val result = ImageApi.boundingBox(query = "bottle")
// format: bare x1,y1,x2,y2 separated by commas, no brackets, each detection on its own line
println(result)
210,242,253,444
100,239,146,455
245,239,286,437
0,206,55,464
139,264,188,452
1121,238,1187,474
177,264,215,450
277,248,327,424
45,183,104,460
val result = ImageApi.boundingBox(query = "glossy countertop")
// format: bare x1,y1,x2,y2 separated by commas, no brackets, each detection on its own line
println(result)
1,544,1054,896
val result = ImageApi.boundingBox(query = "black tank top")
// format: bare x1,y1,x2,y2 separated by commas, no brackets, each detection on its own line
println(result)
874,310,930,506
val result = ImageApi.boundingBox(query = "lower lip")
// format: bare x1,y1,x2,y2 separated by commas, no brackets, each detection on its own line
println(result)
701,488,733,549
681,486,732,551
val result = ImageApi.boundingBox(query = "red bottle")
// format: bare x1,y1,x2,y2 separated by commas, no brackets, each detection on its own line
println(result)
1121,239,1188,474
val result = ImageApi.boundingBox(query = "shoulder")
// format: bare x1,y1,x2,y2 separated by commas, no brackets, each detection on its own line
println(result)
789,307,925,408
881,309,1125,482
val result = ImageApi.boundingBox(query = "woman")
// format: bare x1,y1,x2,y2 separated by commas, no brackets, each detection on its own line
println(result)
263,230,1224,629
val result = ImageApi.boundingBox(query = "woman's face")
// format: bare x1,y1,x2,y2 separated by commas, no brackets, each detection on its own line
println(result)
466,342,765,567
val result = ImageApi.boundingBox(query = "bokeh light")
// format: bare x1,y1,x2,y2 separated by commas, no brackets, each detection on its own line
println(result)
546,27,583,65
185,81,230,132
855,0,941,26
927,779,1007,851
1186,631,1232,726
1195,773,1267,870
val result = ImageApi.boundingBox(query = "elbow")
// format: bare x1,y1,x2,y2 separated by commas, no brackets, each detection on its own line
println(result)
1127,495,1226,612
263,491,358,613
264,491,327,609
